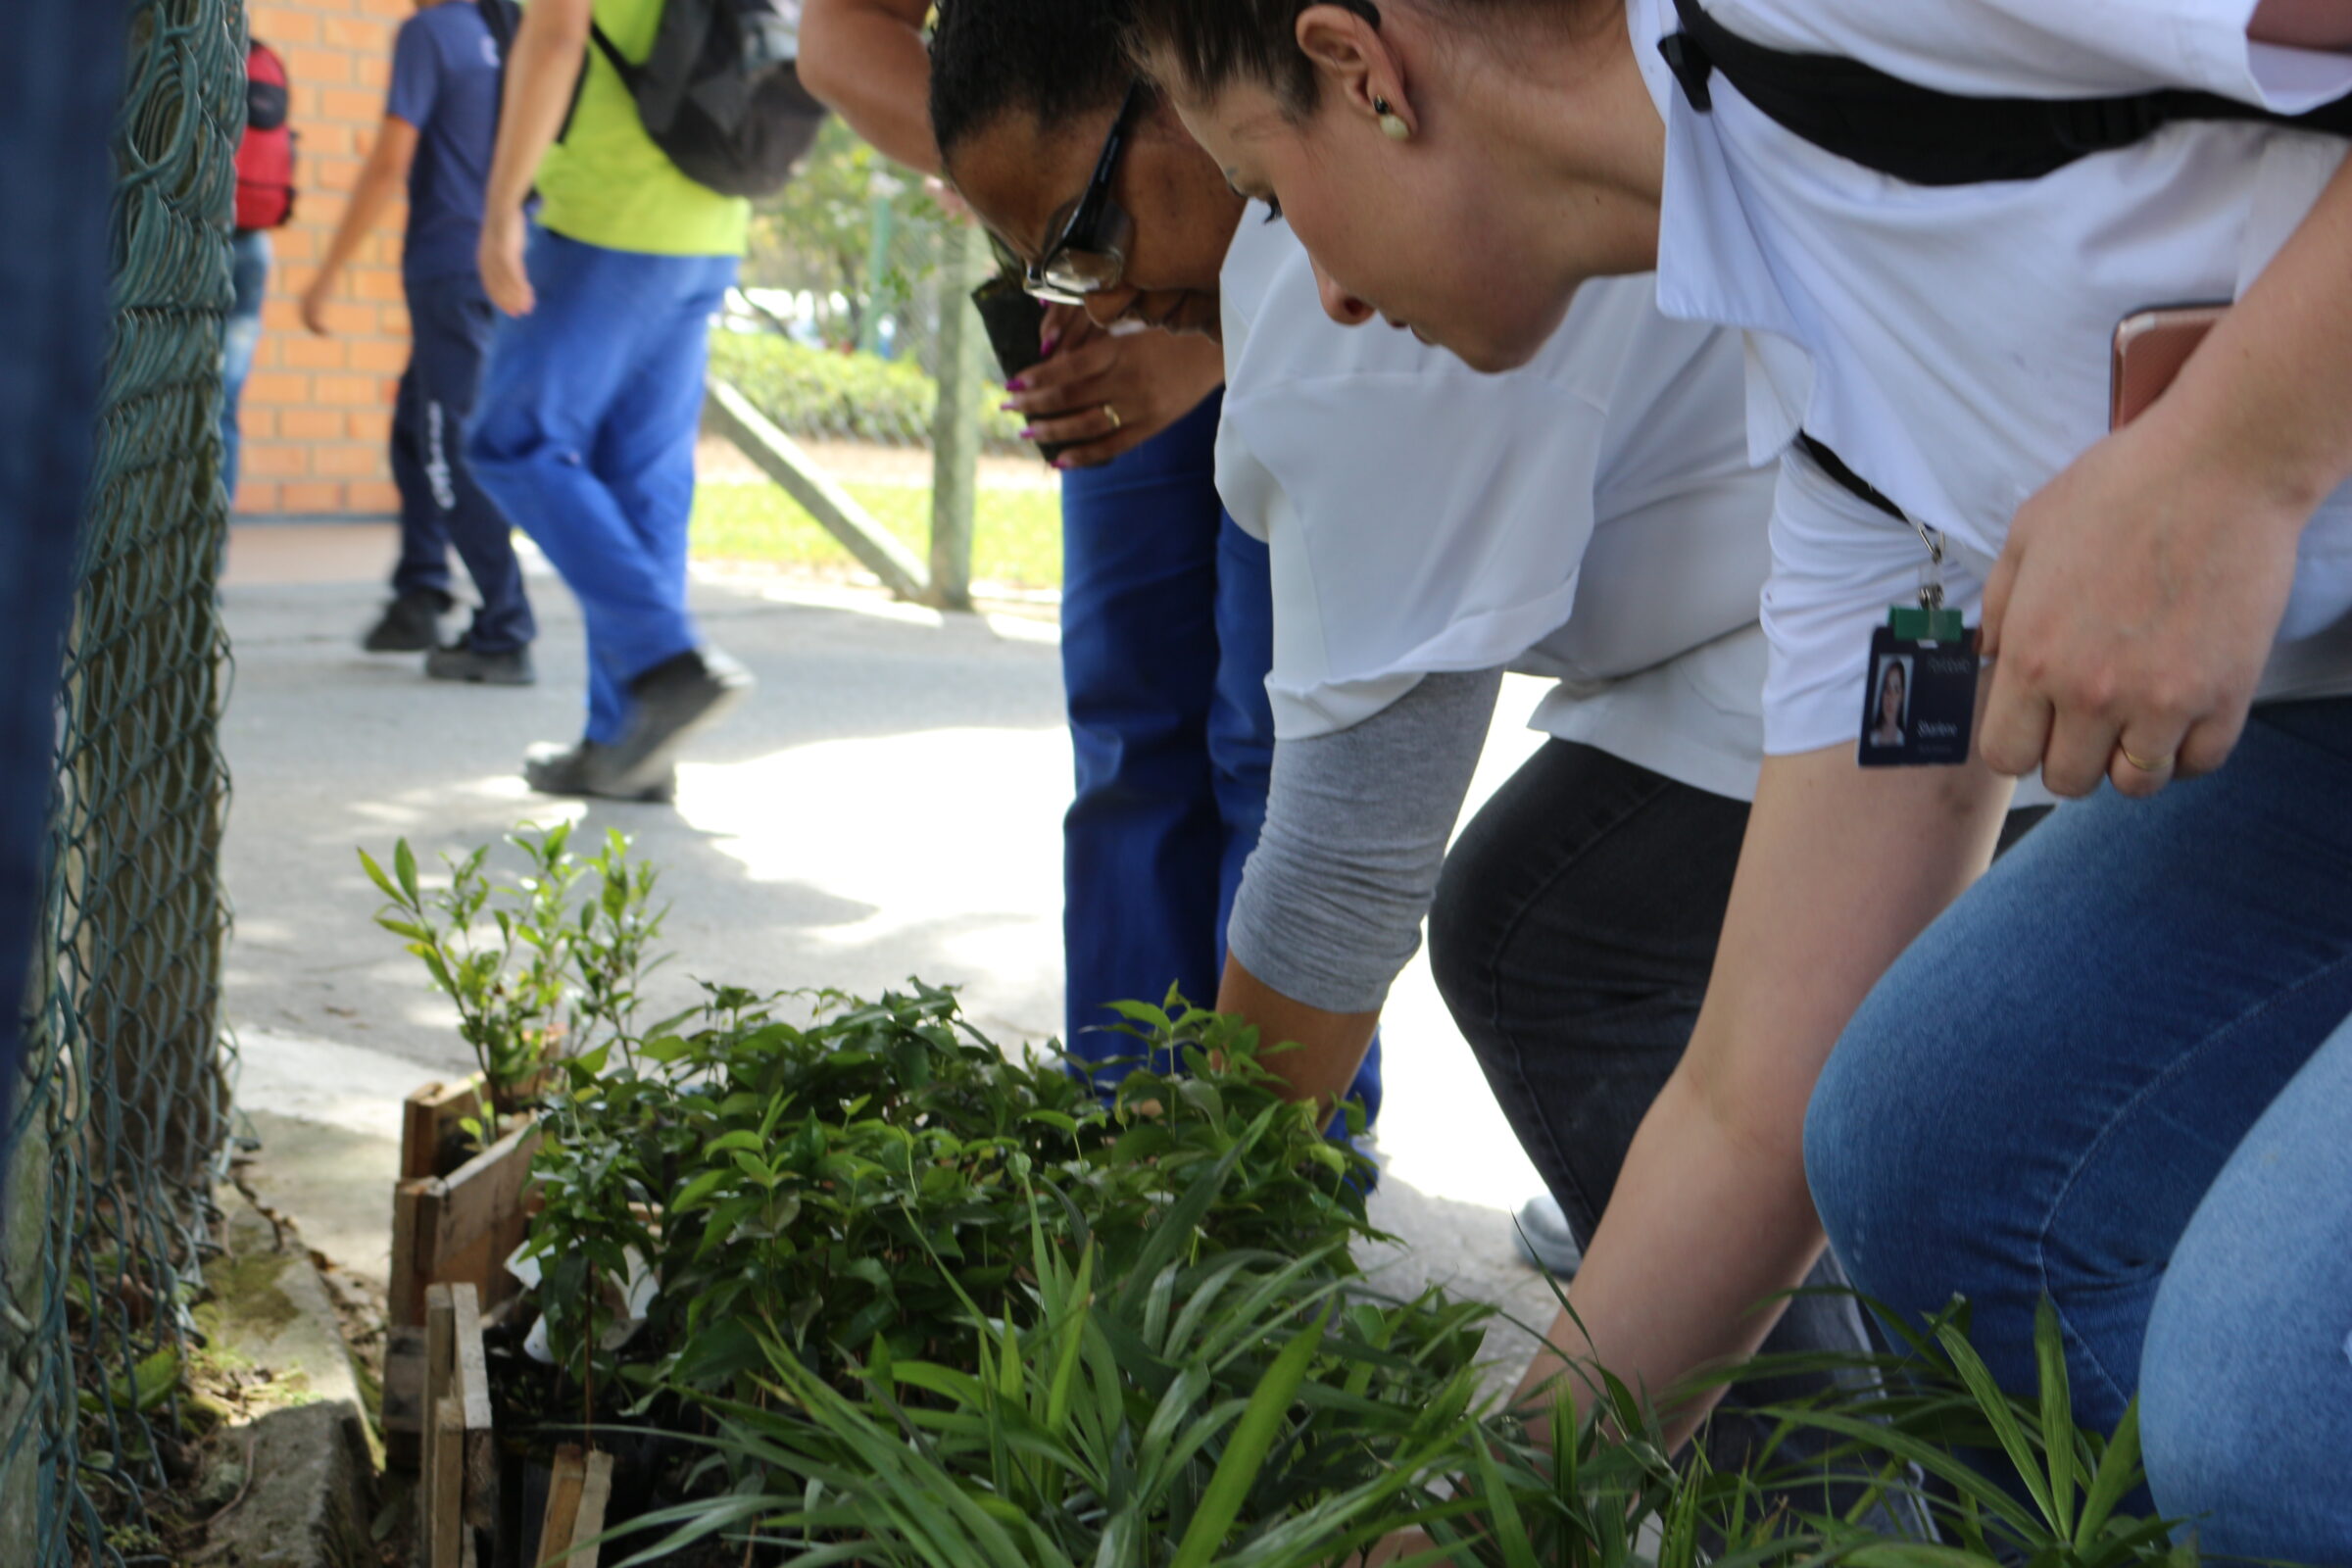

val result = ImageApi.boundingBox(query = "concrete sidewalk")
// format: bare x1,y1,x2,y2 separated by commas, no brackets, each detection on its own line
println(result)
220,522,1563,1380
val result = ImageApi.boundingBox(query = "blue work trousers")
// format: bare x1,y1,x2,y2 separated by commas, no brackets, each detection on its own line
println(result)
1808,697,2352,1542
1057,395,1381,1123
468,229,734,744
220,227,269,504
390,271,534,653
2,0,123,1153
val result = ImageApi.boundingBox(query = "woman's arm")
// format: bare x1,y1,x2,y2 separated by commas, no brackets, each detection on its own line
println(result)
798,0,942,174
477,0,592,316
301,116,417,334
1216,668,1505,1119
1981,148,2352,797
1514,745,2013,1446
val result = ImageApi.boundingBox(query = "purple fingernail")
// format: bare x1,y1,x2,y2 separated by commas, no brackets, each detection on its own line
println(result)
1005,376,1027,391
1018,426,1038,440
999,401,1018,412
1053,455,1074,469
1039,335,1059,357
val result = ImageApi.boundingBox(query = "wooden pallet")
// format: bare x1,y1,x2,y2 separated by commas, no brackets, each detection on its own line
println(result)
421,1283,497,1568
387,1076,542,1469
533,1445,616,1568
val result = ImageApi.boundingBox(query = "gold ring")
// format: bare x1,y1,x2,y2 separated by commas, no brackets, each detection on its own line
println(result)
1102,403,1123,430
2119,745,2173,773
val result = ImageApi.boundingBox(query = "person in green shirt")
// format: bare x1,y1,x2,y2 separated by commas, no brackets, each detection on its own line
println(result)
467,0,753,801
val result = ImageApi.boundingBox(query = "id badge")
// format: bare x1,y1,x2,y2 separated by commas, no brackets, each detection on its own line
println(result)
1857,607,1978,768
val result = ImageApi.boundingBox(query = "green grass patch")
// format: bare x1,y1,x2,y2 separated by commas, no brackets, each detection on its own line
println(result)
691,476,1064,592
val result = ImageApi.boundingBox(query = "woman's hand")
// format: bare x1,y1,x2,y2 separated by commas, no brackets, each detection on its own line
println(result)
1979,411,2305,798
1000,309,1224,468
478,206,536,317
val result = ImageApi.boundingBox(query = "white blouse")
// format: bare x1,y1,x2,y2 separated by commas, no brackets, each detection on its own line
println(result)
1216,209,1778,801
1633,0,2352,754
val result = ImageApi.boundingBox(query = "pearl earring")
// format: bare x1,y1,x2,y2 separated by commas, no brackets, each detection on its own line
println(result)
1374,96,1411,140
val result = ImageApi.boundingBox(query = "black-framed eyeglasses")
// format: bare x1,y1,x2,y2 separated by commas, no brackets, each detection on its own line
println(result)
1010,80,1144,304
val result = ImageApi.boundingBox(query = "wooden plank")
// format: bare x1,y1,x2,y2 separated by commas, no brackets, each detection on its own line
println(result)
570,1449,615,1568
705,376,931,602
390,1178,431,1328
430,1395,465,1568
402,1075,487,1182
536,1445,587,1567
431,1117,542,1315
451,1284,499,1533
422,1284,454,1495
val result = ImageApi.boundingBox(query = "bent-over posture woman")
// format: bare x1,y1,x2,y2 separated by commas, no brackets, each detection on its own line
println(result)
1128,0,2352,1549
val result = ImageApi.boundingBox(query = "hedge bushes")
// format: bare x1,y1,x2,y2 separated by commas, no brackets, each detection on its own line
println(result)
708,330,1030,454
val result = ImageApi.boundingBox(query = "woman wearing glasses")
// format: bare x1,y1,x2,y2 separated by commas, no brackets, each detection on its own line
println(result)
1126,0,2352,1546
799,0,1382,1125
916,0,2045,1517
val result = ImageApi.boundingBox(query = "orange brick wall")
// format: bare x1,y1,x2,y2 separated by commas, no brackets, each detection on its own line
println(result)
236,0,420,516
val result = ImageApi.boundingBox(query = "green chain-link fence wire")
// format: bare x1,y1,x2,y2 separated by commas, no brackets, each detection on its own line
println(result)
1,0,240,1560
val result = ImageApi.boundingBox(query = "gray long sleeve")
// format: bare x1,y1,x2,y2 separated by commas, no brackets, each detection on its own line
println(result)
1227,667,1505,1014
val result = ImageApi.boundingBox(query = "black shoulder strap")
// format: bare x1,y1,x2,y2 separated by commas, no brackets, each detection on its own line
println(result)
588,22,641,92
1661,0,2352,186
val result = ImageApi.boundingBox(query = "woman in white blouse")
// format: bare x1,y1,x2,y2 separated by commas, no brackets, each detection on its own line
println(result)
918,0,2059,1520
1126,0,2352,1548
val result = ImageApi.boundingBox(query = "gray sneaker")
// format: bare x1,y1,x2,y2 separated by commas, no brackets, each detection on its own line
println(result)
425,637,536,686
1511,1194,1585,1278
599,648,753,796
521,741,676,804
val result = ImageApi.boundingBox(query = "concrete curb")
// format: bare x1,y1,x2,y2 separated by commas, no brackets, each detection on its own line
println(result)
196,1189,378,1568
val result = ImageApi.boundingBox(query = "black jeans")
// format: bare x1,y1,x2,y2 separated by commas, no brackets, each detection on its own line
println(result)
1431,740,2036,1514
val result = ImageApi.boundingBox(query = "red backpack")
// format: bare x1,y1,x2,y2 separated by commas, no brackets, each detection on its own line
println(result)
234,39,297,230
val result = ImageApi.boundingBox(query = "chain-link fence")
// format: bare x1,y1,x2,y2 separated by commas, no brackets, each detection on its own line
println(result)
0,0,240,1560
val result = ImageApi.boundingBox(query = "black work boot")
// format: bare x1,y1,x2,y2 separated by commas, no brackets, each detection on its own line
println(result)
425,635,536,687
362,589,450,653
597,649,754,797
521,741,676,804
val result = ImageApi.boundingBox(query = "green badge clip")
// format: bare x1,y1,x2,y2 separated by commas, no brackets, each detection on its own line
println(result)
1889,606,1968,644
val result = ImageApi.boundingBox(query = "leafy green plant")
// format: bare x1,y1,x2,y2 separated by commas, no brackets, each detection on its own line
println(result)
363,823,668,1137
707,331,1027,453
1731,1295,2187,1567
610,1173,1504,1568
518,984,1377,1419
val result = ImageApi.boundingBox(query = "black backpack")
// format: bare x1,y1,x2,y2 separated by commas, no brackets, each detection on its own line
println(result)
589,0,828,198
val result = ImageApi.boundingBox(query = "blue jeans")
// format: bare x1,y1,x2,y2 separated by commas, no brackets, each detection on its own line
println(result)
220,227,270,504
2140,1007,2352,1559
468,229,735,744
1808,698,2352,1523
391,271,533,653
1,0,124,1153
1057,397,1381,1122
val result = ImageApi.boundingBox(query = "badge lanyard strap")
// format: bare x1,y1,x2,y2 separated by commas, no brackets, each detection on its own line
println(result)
1911,516,1947,612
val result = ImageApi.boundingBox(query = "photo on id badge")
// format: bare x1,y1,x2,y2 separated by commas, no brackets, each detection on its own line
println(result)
1858,623,1976,767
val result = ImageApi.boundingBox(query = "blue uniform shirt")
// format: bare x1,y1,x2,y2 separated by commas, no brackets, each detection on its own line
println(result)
386,1,502,283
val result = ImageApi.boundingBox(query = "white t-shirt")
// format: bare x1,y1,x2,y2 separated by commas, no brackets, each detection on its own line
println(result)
1216,209,1777,801
1632,0,2352,753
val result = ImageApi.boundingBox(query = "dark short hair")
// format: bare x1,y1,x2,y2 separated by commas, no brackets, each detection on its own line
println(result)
1124,0,1334,118
1128,0,1587,119
929,0,1138,167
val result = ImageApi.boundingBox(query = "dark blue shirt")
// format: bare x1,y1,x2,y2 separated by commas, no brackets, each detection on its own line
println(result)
386,2,502,283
